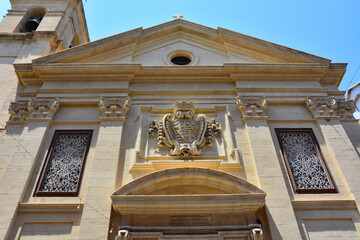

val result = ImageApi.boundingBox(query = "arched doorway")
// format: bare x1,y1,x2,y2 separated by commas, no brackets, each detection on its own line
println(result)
111,168,267,239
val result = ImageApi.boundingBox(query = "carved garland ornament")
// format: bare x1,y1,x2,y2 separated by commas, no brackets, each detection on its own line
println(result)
149,101,221,157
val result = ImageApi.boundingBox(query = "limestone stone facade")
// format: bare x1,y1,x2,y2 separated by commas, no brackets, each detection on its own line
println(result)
0,1,360,239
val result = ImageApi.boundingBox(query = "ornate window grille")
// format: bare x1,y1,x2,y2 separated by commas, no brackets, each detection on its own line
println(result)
275,129,336,193
35,130,93,196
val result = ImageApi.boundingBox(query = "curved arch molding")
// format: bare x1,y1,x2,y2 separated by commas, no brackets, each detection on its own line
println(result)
111,167,266,215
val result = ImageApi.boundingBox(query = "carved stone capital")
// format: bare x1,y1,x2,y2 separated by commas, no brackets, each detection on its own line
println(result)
305,96,337,119
305,97,356,120
149,101,221,157
337,100,356,120
250,228,263,240
236,96,268,120
99,97,130,120
28,98,60,121
115,229,130,240
8,102,29,122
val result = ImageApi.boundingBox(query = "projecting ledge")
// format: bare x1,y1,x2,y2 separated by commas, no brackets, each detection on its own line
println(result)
111,194,265,215
129,161,242,172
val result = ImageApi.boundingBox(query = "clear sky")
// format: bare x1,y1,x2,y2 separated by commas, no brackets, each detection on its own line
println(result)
1,0,359,91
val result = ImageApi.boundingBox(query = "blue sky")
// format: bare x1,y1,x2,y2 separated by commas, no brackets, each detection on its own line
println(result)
1,0,359,91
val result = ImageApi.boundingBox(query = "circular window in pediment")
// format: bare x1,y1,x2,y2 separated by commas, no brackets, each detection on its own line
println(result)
171,56,191,65
165,50,198,66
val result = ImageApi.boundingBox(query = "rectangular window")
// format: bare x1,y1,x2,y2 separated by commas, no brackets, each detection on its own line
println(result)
275,128,336,193
35,130,93,196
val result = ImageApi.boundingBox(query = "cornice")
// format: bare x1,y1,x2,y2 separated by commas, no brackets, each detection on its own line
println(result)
14,62,345,87
28,19,336,68
32,28,142,64
218,27,331,64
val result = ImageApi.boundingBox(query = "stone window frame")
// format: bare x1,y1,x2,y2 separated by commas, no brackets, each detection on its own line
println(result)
275,128,337,194
34,130,93,197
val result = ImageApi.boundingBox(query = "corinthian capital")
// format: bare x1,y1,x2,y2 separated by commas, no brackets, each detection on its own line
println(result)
236,96,268,120
337,100,356,120
305,96,337,119
28,98,60,120
98,97,130,120
8,102,29,122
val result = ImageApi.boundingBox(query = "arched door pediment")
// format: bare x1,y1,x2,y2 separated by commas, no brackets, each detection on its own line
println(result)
111,168,266,215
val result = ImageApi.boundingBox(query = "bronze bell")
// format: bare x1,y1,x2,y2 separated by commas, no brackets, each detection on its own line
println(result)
25,17,41,32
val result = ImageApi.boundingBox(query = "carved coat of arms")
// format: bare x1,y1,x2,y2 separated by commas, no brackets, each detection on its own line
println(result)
149,101,221,157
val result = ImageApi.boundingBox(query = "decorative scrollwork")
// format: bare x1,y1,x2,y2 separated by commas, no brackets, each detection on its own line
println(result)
278,131,332,190
149,101,221,157
98,97,130,119
39,133,90,193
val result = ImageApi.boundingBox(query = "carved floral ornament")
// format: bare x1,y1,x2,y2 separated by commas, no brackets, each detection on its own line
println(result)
8,98,60,122
149,101,221,157
236,96,268,119
98,97,130,119
305,96,356,120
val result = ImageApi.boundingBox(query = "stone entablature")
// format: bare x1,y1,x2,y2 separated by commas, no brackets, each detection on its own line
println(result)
305,96,356,120
148,101,221,157
98,97,130,120
8,98,60,122
236,96,268,120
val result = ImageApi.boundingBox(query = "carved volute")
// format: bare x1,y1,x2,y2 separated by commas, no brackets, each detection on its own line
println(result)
98,97,130,120
305,96,356,120
236,96,268,120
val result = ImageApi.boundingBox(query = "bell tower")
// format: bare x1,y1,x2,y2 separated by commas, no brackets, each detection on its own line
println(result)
0,0,89,125
0,0,89,53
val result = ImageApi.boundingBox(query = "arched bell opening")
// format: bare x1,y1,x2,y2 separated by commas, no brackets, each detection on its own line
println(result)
110,168,269,240
14,7,46,33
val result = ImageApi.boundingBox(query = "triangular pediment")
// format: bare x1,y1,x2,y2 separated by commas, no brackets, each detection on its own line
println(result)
32,19,330,66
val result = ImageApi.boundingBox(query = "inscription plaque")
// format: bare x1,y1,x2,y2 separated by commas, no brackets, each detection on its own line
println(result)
169,215,211,226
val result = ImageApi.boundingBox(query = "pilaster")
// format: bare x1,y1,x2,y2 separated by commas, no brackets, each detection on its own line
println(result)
236,96,302,240
305,96,360,208
78,97,130,239
0,98,60,240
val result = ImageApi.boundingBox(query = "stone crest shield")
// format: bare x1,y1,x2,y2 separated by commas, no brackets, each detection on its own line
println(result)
149,101,221,157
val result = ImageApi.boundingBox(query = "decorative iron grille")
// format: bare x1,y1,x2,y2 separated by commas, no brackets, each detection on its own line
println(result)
35,130,92,196
276,129,336,193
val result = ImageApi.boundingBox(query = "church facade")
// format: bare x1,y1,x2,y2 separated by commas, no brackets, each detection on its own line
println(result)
0,1,360,239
